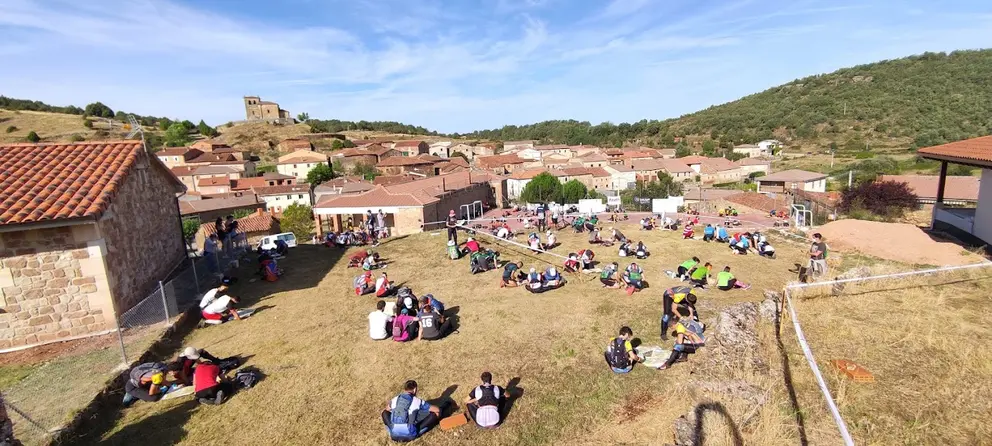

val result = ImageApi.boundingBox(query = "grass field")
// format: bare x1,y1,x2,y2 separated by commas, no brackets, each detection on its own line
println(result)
69,224,812,445
0,110,94,144
784,267,992,445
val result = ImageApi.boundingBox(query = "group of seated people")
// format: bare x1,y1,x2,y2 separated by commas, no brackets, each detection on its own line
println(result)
198,279,246,324
325,229,375,248
673,257,751,290
617,240,649,259
382,373,515,442
563,249,595,273
256,249,284,282
571,215,599,233
718,206,739,217
728,231,776,258
607,210,629,222
124,346,254,406
499,261,565,292
348,249,384,270
701,224,730,243
527,230,558,252
354,271,399,297
368,289,455,342
599,262,647,294
604,320,704,373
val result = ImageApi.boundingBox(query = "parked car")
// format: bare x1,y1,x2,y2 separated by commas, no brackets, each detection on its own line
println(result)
257,232,297,251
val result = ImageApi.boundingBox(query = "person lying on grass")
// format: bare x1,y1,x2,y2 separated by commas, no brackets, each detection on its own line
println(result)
689,262,711,288
382,380,443,442
500,261,524,288
605,326,642,374
369,300,394,341
465,372,511,428
417,297,455,341
659,308,705,370
676,257,699,281
600,262,621,289
621,263,645,294
661,286,697,340
717,266,751,291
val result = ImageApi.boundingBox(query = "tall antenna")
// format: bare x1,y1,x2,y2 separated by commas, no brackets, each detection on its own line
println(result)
125,115,148,151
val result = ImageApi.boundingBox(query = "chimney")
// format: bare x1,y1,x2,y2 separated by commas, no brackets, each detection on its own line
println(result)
442,177,446,192
256,208,264,217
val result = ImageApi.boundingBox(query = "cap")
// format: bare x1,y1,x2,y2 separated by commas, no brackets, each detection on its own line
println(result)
182,347,200,359
530,267,536,273
151,373,165,385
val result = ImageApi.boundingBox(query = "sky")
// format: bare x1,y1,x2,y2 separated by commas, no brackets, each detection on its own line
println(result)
1,0,991,133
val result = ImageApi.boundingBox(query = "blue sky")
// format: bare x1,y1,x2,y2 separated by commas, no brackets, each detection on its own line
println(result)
1,0,991,133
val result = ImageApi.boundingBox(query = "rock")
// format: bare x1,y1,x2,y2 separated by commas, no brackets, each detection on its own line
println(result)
831,266,872,295
672,412,697,446
711,302,759,352
759,291,780,323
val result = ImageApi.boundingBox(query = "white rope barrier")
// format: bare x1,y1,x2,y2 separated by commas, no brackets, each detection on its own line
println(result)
454,223,570,261
782,260,992,446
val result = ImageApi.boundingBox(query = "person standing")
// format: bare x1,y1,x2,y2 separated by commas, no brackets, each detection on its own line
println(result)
376,209,387,239
445,210,459,244
203,233,220,276
809,233,828,279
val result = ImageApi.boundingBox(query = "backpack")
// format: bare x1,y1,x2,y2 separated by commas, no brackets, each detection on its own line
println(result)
128,362,167,387
423,294,444,314
600,268,612,279
392,317,406,338
389,393,418,440
234,368,261,389
606,338,631,369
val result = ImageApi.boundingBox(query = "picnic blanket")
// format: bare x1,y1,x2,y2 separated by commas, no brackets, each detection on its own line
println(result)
634,345,672,369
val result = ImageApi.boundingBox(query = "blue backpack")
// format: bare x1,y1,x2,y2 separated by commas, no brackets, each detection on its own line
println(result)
423,294,444,314
388,393,421,440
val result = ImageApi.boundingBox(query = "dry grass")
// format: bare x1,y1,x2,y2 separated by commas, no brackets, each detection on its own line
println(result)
0,110,97,143
784,267,992,445
72,225,810,445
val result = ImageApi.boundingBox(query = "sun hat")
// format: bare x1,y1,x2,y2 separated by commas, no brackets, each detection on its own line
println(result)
182,347,200,360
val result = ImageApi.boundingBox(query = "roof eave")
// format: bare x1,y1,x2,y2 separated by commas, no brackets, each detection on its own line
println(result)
0,215,99,233
918,152,992,169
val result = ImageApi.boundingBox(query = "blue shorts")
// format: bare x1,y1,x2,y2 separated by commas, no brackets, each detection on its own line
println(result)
611,365,633,374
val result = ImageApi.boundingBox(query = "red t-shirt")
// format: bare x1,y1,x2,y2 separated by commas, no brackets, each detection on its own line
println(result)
194,363,221,392
466,240,480,252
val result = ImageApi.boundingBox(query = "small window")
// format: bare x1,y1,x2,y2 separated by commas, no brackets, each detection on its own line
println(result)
298,194,304,199
286,195,292,200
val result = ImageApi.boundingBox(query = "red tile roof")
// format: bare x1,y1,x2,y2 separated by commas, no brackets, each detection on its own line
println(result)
679,155,708,165
374,175,420,186
440,157,469,168
179,196,264,215
0,141,179,225
197,177,231,187
157,147,193,157
338,145,395,157
231,177,268,190
879,174,980,201
393,140,425,148
377,156,435,167
252,184,311,196
509,168,548,180
917,135,992,165
630,158,668,172
758,169,827,182
476,154,525,168
699,157,739,174
171,166,196,177
201,210,278,236
315,185,433,208
738,157,772,166
658,159,693,174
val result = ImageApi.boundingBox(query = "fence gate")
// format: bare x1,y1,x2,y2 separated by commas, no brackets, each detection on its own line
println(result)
792,204,813,228
460,201,483,223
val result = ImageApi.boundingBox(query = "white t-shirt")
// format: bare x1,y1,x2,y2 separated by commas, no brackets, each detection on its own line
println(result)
368,310,390,340
203,295,232,315
496,227,509,238
471,385,504,427
203,239,217,254
375,277,389,292
199,288,220,309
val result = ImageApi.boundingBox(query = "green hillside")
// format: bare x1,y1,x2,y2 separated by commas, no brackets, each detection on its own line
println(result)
464,49,992,151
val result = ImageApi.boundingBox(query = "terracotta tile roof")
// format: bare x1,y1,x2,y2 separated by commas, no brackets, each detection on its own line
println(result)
679,155,708,165
0,141,163,225
188,152,237,164
738,157,772,166
758,169,827,183
699,157,739,173
559,167,594,177
179,195,264,216
879,174,980,201
630,158,668,172
917,135,992,165
197,177,231,187
276,154,328,165
191,165,240,176
605,164,634,173
158,147,192,157
393,140,425,148
317,176,368,188
201,210,278,236
535,144,569,151
373,175,419,186
385,171,503,198
171,166,196,177
252,184,311,196
315,178,376,194
262,172,296,181
658,159,693,174
509,168,548,180
579,153,609,162
377,156,434,167
352,139,394,147
476,154,525,168
417,154,443,162
440,157,469,168
338,145,395,157
315,185,434,208
585,167,611,178
231,177,268,190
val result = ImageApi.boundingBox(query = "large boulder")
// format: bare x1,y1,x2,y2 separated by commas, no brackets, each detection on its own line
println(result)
759,290,780,323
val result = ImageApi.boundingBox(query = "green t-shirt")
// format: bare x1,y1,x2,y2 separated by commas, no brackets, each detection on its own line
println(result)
717,271,735,287
680,259,698,270
690,266,708,281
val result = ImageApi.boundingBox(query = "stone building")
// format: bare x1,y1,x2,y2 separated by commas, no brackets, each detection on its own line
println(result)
243,96,293,124
0,141,186,350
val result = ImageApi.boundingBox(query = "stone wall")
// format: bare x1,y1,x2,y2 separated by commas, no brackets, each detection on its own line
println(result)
98,154,186,313
0,225,114,350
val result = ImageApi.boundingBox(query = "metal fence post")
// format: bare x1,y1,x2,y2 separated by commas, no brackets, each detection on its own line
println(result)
114,320,128,365
158,281,171,326
190,256,200,294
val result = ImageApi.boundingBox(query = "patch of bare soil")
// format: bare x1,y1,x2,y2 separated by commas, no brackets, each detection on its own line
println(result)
0,333,118,367
818,219,985,266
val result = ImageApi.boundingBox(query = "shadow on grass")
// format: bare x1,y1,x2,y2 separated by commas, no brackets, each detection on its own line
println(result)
775,310,809,446
97,400,198,446
500,377,524,425
427,385,459,417
692,401,744,446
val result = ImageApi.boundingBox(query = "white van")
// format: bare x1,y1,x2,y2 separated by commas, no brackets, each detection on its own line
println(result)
257,232,298,251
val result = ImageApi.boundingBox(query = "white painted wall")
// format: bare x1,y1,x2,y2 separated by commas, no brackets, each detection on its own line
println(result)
975,168,992,243
803,179,827,193
507,178,531,200
262,192,312,213
277,162,322,180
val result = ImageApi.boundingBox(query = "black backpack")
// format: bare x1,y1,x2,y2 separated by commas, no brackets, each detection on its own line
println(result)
234,368,261,389
605,338,631,369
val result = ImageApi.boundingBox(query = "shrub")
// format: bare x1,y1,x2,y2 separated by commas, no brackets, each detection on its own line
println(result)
854,151,875,159
25,131,40,143
83,119,93,129
840,181,918,219
69,134,85,142
5,125,16,133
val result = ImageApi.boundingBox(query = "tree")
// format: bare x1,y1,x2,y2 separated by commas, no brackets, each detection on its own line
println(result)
519,172,563,204
197,120,217,137
655,172,684,197
84,102,114,118
25,131,40,143
560,180,588,204
341,139,356,148
352,162,379,180
281,203,315,240
69,134,85,142
181,218,200,245
180,120,196,132
331,139,344,150
306,163,336,185
702,140,717,156
257,165,277,174
158,118,174,131
164,122,191,147
231,209,254,219
297,112,310,122
83,119,93,129
675,143,692,158
840,181,918,218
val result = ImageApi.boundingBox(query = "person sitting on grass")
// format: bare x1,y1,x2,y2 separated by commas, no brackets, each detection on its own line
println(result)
605,326,641,374
391,308,419,342
689,262,711,288
376,272,396,297
528,232,542,253
201,293,242,324
396,288,419,314
622,262,645,294
500,261,524,288
463,237,481,255
363,251,384,270
496,224,511,240
676,257,699,281
611,227,627,244
716,225,729,243
634,241,649,259
526,267,543,291
417,297,454,341
661,285,697,340
369,300,394,340
355,271,375,296
545,230,558,249
617,240,631,257
123,361,174,405
682,224,694,239
600,262,621,288
465,371,510,428
640,217,653,230
659,307,705,370
588,227,602,244
579,249,595,270
757,236,776,258
194,360,235,406
174,346,221,386
563,253,581,273
716,266,751,290
543,266,563,288
348,249,370,267
382,380,443,442
702,224,715,242
730,232,750,255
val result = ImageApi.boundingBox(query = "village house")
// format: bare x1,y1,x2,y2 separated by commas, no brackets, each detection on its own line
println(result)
737,157,772,177
514,146,543,160
253,184,312,214
277,138,314,153
0,141,186,349
602,165,636,190
578,152,610,168
376,156,437,177
393,140,429,157
731,144,764,158
630,158,667,182
657,148,677,159
476,154,526,175
917,135,992,246
179,196,266,223
428,141,452,158
658,159,694,182
276,150,330,181
171,165,242,193
195,209,280,249
352,139,394,148
698,157,743,184
243,96,292,124
313,177,376,202
196,177,234,195
333,145,401,171
756,169,828,194
502,140,537,152
156,147,204,168
313,171,506,236
190,140,233,152
757,139,782,154
449,143,477,160
568,145,601,158
506,169,547,200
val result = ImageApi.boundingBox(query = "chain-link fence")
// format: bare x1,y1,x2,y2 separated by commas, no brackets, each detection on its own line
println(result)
0,234,252,446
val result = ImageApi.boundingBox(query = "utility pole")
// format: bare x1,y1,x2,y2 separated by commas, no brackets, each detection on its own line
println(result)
848,170,853,188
